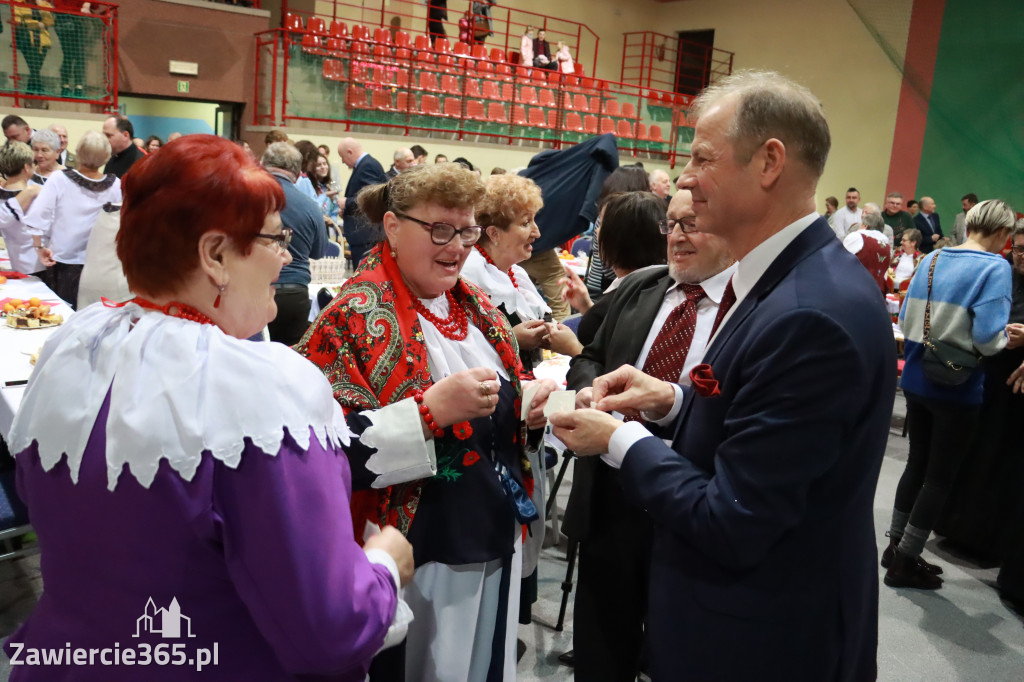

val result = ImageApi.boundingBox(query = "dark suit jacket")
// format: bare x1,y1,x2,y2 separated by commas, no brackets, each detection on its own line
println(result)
619,218,895,681
562,267,671,539
914,211,943,252
343,154,387,246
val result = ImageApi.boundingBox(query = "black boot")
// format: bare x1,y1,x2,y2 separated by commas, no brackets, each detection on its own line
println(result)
881,534,943,575
884,550,943,590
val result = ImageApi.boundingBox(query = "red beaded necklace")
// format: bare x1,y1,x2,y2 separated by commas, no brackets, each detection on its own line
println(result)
408,288,468,341
120,297,215,325
475,245,518,289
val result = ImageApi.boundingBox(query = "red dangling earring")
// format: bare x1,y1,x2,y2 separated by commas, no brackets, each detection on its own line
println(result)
214,284,226,308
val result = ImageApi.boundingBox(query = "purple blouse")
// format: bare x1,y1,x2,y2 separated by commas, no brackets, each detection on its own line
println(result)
5,395,397,681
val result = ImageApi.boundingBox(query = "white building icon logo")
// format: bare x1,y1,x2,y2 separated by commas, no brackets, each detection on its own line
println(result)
133,597,196,638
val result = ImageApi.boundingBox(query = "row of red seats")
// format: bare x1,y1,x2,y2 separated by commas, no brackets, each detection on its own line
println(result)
343,84,668,143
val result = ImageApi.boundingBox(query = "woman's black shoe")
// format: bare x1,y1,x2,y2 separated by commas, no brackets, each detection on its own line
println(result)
884,550,943,590
881,537,943,575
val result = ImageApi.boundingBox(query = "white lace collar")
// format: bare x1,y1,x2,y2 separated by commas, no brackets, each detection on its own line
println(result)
8,303,350,490
461,248,550,321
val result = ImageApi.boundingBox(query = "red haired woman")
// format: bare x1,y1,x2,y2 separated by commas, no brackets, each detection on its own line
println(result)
6,135,411,680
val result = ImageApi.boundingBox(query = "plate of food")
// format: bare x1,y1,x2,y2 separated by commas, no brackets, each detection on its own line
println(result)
3,298,63,329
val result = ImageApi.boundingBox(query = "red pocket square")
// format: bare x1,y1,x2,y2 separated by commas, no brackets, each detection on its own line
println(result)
689,364,721,397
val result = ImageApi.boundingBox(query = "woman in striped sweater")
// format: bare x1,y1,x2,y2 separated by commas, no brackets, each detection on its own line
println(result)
885,199,1015,589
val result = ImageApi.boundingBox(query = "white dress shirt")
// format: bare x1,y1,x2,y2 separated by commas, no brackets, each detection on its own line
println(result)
604,212,819,468
24,170,122,265
830,206,862,240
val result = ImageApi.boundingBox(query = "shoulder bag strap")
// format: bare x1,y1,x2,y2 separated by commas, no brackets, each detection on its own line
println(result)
923,252,939,344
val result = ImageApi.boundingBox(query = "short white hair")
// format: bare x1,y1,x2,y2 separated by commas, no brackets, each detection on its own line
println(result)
76,130,112,169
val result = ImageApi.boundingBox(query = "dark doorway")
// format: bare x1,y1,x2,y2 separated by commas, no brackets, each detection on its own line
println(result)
675,29,715,95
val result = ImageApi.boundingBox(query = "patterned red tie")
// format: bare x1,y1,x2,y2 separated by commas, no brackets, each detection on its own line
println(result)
641,283,706,382
710,277,736,337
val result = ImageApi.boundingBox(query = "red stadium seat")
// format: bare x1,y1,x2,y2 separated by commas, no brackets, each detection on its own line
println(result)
329,20,347,40
477,61,494,76
583,115,598,135
603,99,620,117
414,34,431,51
487,102,508,123
347,87,368,109
453,42,471,58
520,86,538,105
622,102,636,119
326,38,345,53
565,112,584,132
649,124,665,142
396,91,411,112
465,79,483,98
573,94,589,112
471,45,487,60
441,74,461,95
444,96,462,118
635,121,647,140
495,64,513,82
284,12,304,32
538,88,556,108
394,31,411,49
546,109,558,129
511,104,528,125
322,59,346,82
501,82,514,101
372,88,393,110
434,38,452,54
418,71,440,92
489,48,506,63
301,34,322,52
351,25,368,42
466,99,486,120
482,80,501,100
528,107,548,128
599,117,615,135
374,27,391,45
421,94,441,116
616,119,633,139
308,17,327,36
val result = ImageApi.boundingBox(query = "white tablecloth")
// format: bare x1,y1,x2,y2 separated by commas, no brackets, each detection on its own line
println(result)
0,274,74,440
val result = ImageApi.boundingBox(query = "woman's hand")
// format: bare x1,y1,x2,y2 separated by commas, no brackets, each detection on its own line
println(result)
522,379,559,429
545,322,583,357
423,367,500,430
558,265,593,313
1006,323,1024,350
363,526,415,587
513,319,548,351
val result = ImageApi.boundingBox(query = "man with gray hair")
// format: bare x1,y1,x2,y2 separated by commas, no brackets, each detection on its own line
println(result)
882,191,915,247
548,70,894,681
48,123,75,168
914,195,943,249
262,141,327,345
648,168,672,200
385,147,416,179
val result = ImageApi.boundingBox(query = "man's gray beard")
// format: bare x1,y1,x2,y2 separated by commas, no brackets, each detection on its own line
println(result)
669,252,735,286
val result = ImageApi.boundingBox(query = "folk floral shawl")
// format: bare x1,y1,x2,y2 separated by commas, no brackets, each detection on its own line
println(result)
296,243,530,536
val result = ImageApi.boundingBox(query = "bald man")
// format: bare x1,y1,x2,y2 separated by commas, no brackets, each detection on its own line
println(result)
648,169,672,200
48,123,74,168
913,195,943,251
338,138,387,267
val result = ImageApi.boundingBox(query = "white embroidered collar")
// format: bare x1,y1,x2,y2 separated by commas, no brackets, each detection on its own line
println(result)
9,303,350,490
461,248,550,321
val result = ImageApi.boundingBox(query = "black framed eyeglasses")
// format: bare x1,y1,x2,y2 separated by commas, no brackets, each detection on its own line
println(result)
394,211,483,246
254,228,293,253
1011,245,1024,254
658,217,698,234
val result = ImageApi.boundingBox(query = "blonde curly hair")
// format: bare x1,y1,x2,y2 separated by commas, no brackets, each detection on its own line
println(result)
475,174,543,243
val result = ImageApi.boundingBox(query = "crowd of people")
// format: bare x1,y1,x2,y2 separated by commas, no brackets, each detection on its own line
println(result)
0,68,1022,681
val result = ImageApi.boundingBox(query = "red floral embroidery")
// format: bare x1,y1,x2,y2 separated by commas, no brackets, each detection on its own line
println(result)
462,450,481,466
689,363,721,397
453,421,473,440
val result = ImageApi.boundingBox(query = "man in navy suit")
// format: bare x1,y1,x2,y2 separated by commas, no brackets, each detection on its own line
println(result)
338,137,387,268
914,196,943,251
550,71,895,682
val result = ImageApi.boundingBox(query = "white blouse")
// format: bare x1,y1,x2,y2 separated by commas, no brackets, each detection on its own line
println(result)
24,170,122,265
460,248,550,322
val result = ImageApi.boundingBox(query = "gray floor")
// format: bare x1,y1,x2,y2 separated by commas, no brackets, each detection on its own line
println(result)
1,394,1022,680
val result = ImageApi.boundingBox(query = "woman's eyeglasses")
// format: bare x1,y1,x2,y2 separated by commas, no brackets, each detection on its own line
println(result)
658,217,699,234
394,211,483,246
254,228,293,254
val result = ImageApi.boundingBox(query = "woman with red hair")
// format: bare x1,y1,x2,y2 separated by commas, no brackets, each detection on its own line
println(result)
6,135,412,680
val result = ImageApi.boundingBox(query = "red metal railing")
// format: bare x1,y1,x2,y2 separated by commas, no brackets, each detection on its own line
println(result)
620,31,733,96
2,0,118,111
281,0,599,79
253,27,700,167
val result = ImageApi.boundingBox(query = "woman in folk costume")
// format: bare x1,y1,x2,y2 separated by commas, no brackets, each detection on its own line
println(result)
296,163,558,682
5,135,413,680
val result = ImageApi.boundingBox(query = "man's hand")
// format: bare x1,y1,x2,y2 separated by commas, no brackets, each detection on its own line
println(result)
592,365,676,419
545,322,583,357
522,379,559,429
1008,360,1024,394
37,247,55,268
575,386,594,409
548,409,623,456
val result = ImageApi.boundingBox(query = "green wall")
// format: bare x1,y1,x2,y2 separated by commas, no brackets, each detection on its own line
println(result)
915,0,1024,220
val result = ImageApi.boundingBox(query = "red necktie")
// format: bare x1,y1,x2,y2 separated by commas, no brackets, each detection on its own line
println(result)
641,283,706,382
710,277,736,337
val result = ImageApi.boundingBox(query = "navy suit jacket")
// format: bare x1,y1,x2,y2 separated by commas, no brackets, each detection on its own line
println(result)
914,211,942,251
619,218,895,682
343,154,387,245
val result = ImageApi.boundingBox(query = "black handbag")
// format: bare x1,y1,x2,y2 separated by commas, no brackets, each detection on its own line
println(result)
920,252,979,386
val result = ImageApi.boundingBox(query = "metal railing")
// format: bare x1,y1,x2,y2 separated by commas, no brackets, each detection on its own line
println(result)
620,31,733,96
281,0,599,79
1,0,118,110
253,28,701,167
